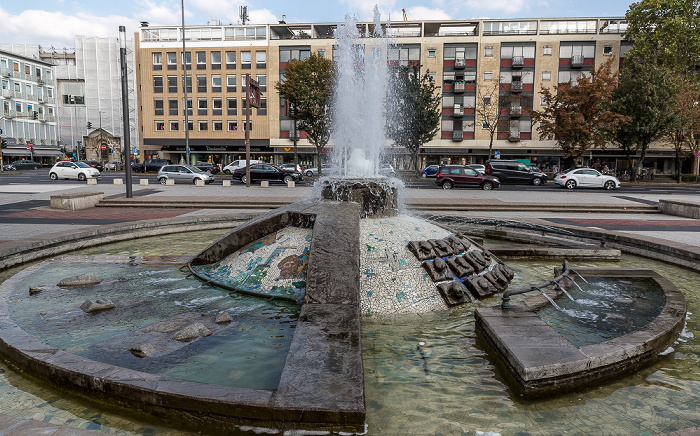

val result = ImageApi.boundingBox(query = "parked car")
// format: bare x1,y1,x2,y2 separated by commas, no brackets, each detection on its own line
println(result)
421,165,440,178
3,164,18,171
49,161,100,181
280,163,303,172
79,160,104,172
379,163,396,177
106,160,123,171
132,158,172,173
304,164,338,177
435,165,500,190
157,165,215,185
194,162,220,174
232,164,303,184
467,164,486,175
9,160,42,170
485,160,547,185
222,159,262,175
553,168,621,190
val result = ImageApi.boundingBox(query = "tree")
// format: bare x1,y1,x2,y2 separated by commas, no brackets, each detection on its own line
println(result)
275,53,334,176
530,57,626,169
475,79,510,160
607,61,680,181
385,65,441,175
675,86,700,177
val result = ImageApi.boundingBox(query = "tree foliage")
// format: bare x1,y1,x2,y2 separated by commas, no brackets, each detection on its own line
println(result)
530,58,626,167
475,79,510,160
385,66,441,174
275,53,334,174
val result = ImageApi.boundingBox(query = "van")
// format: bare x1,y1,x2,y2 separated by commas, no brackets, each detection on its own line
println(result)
222,159,262,174
485,159,547,185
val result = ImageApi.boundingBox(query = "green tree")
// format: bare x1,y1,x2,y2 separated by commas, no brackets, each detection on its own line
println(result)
531,57,626,169
475,78,511,160
275,53,334,176
607,62,680,181
385,66,441,175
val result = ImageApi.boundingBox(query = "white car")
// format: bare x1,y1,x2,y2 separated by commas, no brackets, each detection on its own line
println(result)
554,168,620,190
222,159,262,174
49,161,100,181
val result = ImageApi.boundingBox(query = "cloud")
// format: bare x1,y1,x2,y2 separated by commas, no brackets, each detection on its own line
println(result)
461,0,526,14
187,0,276,25
338,0,397,21
395,6,451,21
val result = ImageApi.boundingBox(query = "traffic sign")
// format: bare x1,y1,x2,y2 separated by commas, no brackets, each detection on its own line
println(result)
101,144,107,150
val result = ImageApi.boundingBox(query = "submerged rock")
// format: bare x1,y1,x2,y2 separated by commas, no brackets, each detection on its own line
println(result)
80,299,116,313
29,285,52,295
171,322,212,342
57,273,102,287
130,343,157,358
215,311,233,324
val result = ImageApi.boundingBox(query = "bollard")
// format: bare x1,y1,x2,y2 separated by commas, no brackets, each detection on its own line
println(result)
195,179,205,186
166,179,175,186
287,181,295,188
140,179,149,186
261,181,269,188
113,179,123,185
222,180,231,187
87,178,97,185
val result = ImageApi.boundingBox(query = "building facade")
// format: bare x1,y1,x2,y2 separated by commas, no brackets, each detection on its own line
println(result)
0,49,61,166
134,18,677,173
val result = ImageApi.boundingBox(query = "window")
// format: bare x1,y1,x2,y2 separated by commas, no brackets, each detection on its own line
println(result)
169,98,178,115
257,98,267,115
542,71,551,81
241,74,247,92
279,48,310,63
484,72,493,81
485,46,494,57
256,75,266,92
427,49,436,58
154,98,164,115
212,97,222,115
482,120,491,129
197,75,207,92
198,98,207,115
483,96,492,105
227,97,237,115
226,75,236,92
153,76,163,93
167,75,177,92
153,52,162,70
198,121,208,131
183,74,192,92
155,121,165,131
226,51,236,68
187,120,193,131
196,51,206,69
241,51,251,69
167,52,177,69
186,98,192,115
243,121,252,131
228,120,238,131
256,51,266,68
211,51,221,69
317,49,326,58
604,45,613,56
213,120,223,132
540,96,548,106
183,52,191,69
543,45,552,56
212,75,221,92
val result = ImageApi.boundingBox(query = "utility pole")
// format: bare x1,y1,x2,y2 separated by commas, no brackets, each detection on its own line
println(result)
119,25,133,198
182,0,190,165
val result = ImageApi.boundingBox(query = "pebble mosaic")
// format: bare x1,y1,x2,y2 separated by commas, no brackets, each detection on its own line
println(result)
193,227,312,303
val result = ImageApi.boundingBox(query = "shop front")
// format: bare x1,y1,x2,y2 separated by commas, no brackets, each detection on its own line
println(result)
143,139,274,167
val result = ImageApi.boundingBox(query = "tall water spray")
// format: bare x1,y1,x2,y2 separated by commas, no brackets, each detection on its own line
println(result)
331,8,393,178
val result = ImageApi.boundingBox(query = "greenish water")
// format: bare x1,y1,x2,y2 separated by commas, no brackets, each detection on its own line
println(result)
0,229,698,435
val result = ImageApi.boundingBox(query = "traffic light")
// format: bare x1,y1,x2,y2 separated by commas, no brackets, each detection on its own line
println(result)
1,138,6,148
87,122,92,129
32,111,38,120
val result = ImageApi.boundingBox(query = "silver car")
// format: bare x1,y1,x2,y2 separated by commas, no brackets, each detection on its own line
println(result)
157,165,215,184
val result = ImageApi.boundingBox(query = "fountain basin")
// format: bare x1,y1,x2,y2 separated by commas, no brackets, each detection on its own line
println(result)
474,268,686,398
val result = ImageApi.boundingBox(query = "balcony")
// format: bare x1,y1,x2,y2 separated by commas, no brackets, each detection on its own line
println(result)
13,90,23,98
1,89,10,98
12,71,20,78
454,81,465,93
48,115,56,122
512,56,524,68
452,130,463,141
571,55,585,68
454,58,466,69
510,106,522,117
453,104,464,117
509,128,520,142
37,78,44,85
5,110,17,118
511,81,523,93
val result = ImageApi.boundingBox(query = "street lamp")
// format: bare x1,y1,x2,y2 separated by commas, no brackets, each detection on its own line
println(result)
119,25,133,198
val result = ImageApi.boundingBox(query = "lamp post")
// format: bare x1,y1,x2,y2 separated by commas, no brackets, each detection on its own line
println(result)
181,0,190,165
119,25,133,198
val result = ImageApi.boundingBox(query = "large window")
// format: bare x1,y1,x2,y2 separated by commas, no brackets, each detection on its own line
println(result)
241,51,251,69
559,45,595,59
482,21,537,35
154,98,164,115
279,48,310,63
256,75,266,92
198,98,208,115
167,75,178,92
212,75,222,92
197,75,207,92
226,51,236,68
212,97,222,115
167,52,177,69
153,52,162,70
227,75,236,92
256,51,266,68
196,51,206,69
227,98,237,115
169,98,178,115
388,46,420,66
211,51,221,69
60,81,85,105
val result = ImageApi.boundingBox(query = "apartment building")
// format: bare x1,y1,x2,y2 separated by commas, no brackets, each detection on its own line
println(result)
0,49,61,166
136,17,676,173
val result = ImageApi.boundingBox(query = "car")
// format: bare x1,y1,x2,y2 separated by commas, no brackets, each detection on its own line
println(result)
232,163,303,184
49,161,100,181
304,164,338,177
194,162,220,174
9,160,42,170
280,163,303,172
421,165,439,178
435,165,501,190
157,165,216,185
467,164,486,175
379,163,396,177
2,164,17,171
79,160,104,172
485,160,547,185
553,168,621,190
106,160,123,171
132,158,172,173
222,159,262,175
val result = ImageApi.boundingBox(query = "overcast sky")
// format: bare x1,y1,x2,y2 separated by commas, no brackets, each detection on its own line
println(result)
1,0,631,49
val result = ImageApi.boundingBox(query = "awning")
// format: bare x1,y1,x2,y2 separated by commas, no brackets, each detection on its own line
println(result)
1,149,32,156
32,149,64,157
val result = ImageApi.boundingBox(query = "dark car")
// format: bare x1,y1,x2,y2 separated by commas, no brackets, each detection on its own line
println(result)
435,165,500,190
79,160,104,172
194,162,220,174
421,165,439,178
485,159,547,185
132,158,172,173
232,163,303,184
9,160,42,170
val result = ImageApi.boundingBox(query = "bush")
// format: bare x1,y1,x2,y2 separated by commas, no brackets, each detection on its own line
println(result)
676,173,700,183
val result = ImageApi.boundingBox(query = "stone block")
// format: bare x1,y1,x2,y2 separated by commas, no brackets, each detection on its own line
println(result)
464,274,498,298
222,179,231,187
87,178,97,185
113,178,123,185
166,179,175,186
447,255,476,278
437,281,472,306
422,257,453,282
428,238,452,257
139,179,149,186
49,192,104,210
407,240,436,261
287,180,295,188
261,180,269,188
464,250,491,273
195,179,205,187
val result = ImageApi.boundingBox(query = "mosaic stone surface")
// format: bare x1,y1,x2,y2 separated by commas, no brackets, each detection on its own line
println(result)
193,226,312,302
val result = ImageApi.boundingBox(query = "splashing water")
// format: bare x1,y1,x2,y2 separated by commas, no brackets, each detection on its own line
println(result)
331,7,393,178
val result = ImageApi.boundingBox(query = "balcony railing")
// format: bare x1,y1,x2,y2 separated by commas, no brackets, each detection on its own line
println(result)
454,81,465,93
454,58,466,69
1,89,10,98
452,130,463,141
510,106,522,117
509,128,520,142
571,55,585,68
453,104,464,117
512,56,524,68
511,81,523,93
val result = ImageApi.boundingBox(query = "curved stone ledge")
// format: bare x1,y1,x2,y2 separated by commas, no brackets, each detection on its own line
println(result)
474,268,686,398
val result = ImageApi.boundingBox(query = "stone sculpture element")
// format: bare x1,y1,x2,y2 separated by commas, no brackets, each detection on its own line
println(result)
57,273,102,287
444,235,468,254
483,267,510,292
464,250,491,273
446,255,476,278
408,240,436,261
422,257,453,282
464,275,498,298
456,234,473,250
437,281,472,306
80,299,116,313
428,239,452,257
498,263,515,281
